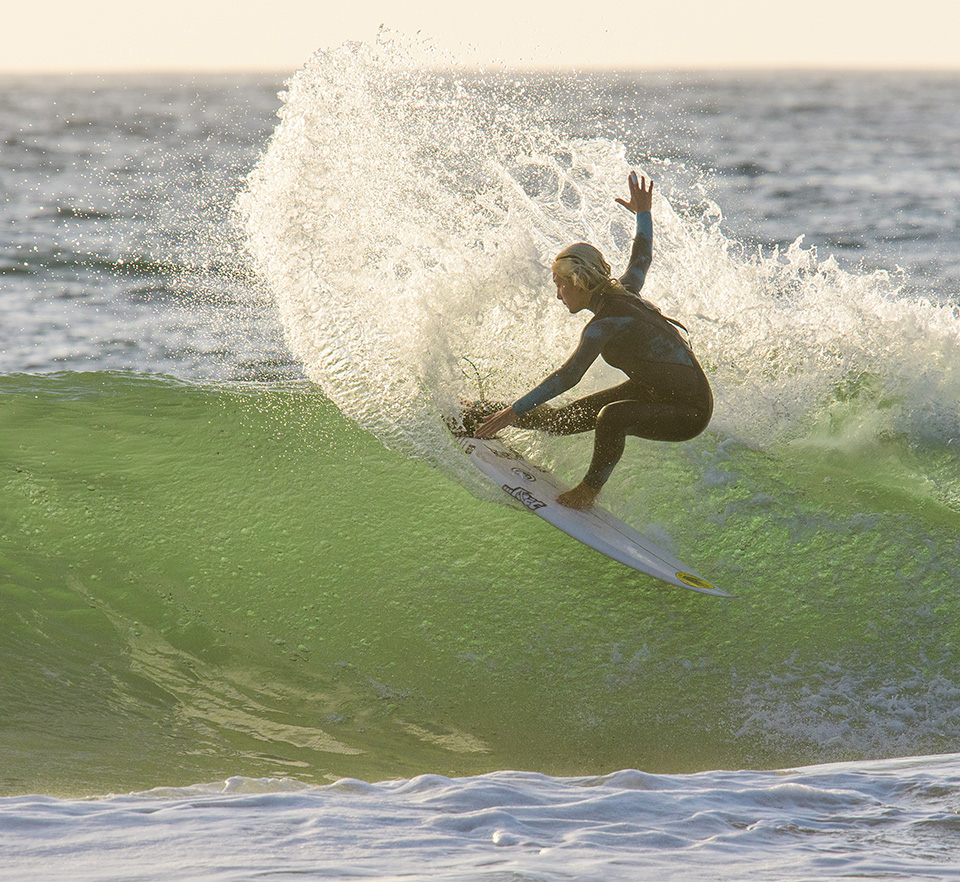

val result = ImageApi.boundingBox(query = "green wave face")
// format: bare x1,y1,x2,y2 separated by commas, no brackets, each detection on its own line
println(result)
3,372,960,796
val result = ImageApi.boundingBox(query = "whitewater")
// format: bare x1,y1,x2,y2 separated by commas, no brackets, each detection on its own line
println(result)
3,33,960,880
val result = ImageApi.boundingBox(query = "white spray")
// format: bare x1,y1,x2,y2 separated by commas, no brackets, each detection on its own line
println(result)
237,35,960,485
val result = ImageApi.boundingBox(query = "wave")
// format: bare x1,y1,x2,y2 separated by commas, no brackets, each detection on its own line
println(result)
7,38,960,798
3,371,960,796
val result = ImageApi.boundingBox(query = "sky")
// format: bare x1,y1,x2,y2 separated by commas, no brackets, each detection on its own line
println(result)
3,0,959,74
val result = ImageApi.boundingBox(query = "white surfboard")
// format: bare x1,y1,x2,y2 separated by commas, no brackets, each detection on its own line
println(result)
459,436,731,597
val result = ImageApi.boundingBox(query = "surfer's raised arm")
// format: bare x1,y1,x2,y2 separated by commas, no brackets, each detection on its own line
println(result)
617,172,654,295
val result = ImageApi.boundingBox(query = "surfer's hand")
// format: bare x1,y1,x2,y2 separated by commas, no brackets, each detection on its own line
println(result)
475,406,517,438
615,171,653,214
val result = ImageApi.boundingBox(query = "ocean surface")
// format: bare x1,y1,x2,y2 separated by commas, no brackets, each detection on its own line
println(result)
4,33,960,879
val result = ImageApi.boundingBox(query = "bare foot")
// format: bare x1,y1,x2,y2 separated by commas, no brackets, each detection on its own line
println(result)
556,481,600,509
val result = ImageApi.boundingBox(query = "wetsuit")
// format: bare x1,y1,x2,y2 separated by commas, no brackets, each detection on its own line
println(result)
510,211,713,489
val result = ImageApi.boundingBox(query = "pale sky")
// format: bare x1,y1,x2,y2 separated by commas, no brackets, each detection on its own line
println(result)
4,0,959,74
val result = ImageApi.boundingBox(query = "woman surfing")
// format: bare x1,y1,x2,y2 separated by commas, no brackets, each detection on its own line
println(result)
471,171,713,509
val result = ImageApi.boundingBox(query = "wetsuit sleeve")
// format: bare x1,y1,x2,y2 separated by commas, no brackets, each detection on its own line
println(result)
618,210,653,295
511,323,605,416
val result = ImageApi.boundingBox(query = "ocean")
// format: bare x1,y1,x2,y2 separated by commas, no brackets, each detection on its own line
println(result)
3,34,960,879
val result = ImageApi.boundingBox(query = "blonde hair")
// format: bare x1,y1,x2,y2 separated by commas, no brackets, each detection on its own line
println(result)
552,242,621,297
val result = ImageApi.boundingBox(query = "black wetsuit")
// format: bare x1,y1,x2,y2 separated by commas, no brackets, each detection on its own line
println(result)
510,211,713,489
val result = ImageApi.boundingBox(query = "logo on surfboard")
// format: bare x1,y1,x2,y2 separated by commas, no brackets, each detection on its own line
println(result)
502,485,546,510
510,467,536,482
675,572,717,591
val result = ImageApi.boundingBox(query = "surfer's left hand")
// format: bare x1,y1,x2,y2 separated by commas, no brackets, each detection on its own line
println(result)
475,406,517,438
615,171,653,214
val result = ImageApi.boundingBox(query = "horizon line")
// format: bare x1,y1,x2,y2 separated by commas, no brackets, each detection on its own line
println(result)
2,61,960,78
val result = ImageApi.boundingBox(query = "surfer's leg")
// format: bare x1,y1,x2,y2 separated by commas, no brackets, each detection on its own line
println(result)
582,367,713,490
582,400,699,489
512,383,639,509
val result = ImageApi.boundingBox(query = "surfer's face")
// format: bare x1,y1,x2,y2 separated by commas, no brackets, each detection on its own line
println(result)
554,272,591,313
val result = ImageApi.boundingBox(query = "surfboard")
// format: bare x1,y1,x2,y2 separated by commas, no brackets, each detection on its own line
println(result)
459,436,731,597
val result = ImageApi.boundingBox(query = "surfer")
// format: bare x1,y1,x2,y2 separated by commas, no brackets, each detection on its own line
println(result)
472,171,713,509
